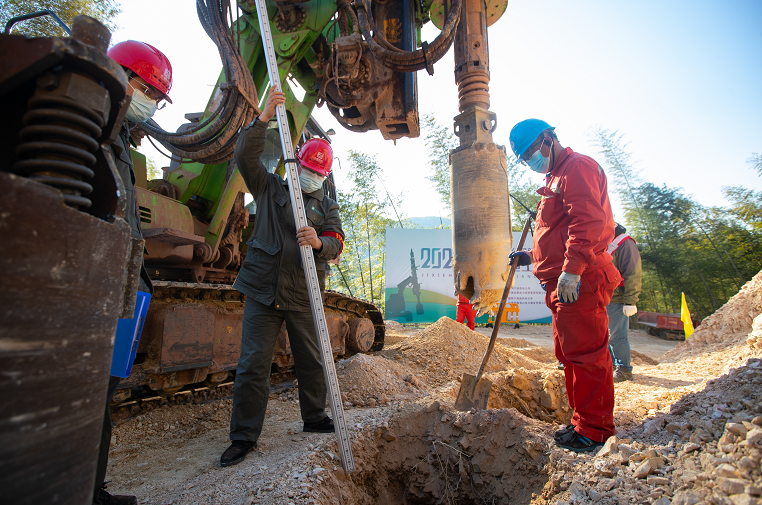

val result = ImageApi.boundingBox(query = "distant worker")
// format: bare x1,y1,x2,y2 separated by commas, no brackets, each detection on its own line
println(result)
220,90,345,467
607,223,642,382
507,119,620,453
95,40,174,505
456,292,476,330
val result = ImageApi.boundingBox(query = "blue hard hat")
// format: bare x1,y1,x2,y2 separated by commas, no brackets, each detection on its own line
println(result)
509,119,555,160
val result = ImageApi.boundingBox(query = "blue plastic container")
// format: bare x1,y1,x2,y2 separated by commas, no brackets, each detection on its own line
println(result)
110,291,151,378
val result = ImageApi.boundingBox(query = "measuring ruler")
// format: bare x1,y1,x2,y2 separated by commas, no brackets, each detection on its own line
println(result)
253,0,355,474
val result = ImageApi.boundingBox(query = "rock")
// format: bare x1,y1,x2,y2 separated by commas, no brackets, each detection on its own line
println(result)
512,372,532,391
683,442,700,453
647,476,670,486
594,459,617,477
719,478,751,495
672,490,701,505
746,484,762,496
619,444,636,463
653,498,671,505
746,429,762,446
588,488,602,502
718,463,739,478
596,436,619,458
630,451,647,463
366,398,377,407
726,423,749,437
729,494,758,505
309,468,324,477
633,459,654,479
569,482,587,501
644,418,666,436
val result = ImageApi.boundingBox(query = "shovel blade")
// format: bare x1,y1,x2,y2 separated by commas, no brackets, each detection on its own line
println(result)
454,373,493,411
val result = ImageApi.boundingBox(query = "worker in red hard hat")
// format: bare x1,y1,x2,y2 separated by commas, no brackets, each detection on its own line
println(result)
221,90,345,468
508,119,620,453
90,40,174,505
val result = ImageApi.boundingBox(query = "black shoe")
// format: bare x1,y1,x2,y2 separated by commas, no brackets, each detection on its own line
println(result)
555,431,605,453
220,440,256,467
95,489,137,505
304,416,334,433
553,424,575,442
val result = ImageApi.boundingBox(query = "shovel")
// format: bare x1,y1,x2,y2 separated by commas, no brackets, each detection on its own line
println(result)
454,216,533,411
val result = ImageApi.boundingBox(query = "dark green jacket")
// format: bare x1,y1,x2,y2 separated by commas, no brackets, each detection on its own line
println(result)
109,124,152,293
610,237,642,305
232,118,344,311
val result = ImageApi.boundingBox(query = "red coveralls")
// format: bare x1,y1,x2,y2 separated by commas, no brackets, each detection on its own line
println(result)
531,148,620,442
456,294,476,330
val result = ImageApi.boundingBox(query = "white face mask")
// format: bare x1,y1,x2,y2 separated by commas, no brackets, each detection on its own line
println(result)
299,168,325,193
126,86,157,123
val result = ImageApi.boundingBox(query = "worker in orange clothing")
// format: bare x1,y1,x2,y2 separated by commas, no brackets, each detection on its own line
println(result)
508,119,620,453
455,293,476,330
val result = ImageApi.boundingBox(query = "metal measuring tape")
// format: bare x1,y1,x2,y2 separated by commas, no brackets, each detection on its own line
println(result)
253,0,355,474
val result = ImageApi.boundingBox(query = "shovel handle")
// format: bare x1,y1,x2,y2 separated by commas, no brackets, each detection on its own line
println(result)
472,217,533,386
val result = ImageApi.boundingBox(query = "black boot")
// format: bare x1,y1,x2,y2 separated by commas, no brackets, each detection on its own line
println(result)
303,416,334,433
220,440,257,467
95,488,137,505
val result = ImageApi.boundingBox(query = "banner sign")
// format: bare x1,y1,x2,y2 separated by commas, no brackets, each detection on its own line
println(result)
384,228,551,324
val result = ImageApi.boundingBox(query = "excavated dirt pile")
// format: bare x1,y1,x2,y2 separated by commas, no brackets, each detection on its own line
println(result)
317,403,552,504
335,353,423,407
663,270,762,362
385,317,570,423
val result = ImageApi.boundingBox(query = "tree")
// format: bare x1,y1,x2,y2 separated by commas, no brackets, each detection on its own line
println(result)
747,152,762,178
1,0,121,37
590,128,762,317
326,151,405,312
422,113,457,211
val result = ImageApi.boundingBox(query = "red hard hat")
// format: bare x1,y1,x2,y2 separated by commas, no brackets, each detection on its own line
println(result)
108,40,173,102
297,138,333,177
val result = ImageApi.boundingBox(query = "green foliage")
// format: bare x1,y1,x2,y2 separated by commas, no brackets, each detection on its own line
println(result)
590,128,762,317
422,113,457,211
1,0,121,37
145,156,163,181
326,151,406,312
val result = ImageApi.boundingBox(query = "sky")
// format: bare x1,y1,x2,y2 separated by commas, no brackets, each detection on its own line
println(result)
113,0,762,222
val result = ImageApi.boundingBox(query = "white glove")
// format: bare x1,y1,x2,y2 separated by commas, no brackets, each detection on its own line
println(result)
557,272,581,303
623,305,638,317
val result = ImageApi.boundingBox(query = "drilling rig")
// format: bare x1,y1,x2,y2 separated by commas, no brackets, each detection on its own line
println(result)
0,0,511,501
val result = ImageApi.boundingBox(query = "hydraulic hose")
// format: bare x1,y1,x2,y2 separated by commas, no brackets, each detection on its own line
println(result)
353,0,461,74
138,0,259,165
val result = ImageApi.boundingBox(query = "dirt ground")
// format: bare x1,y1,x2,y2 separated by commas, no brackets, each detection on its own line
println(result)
105,272,762,505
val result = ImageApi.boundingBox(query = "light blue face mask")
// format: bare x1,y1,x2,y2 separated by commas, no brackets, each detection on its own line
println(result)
525,139,553,173
299,168,325,193
126,86,157,123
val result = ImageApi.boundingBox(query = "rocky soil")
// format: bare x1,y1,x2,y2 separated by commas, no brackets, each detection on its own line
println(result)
104,272,762,504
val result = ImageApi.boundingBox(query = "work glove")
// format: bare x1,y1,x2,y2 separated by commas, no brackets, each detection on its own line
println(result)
509,250,532,267
557,271,581,303
623,305,638,317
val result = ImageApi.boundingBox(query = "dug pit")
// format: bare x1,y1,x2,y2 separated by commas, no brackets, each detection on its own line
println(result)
315,402,552,504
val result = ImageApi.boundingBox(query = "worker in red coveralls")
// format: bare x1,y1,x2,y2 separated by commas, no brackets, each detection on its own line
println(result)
455,293,477,330
507,119,620,452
